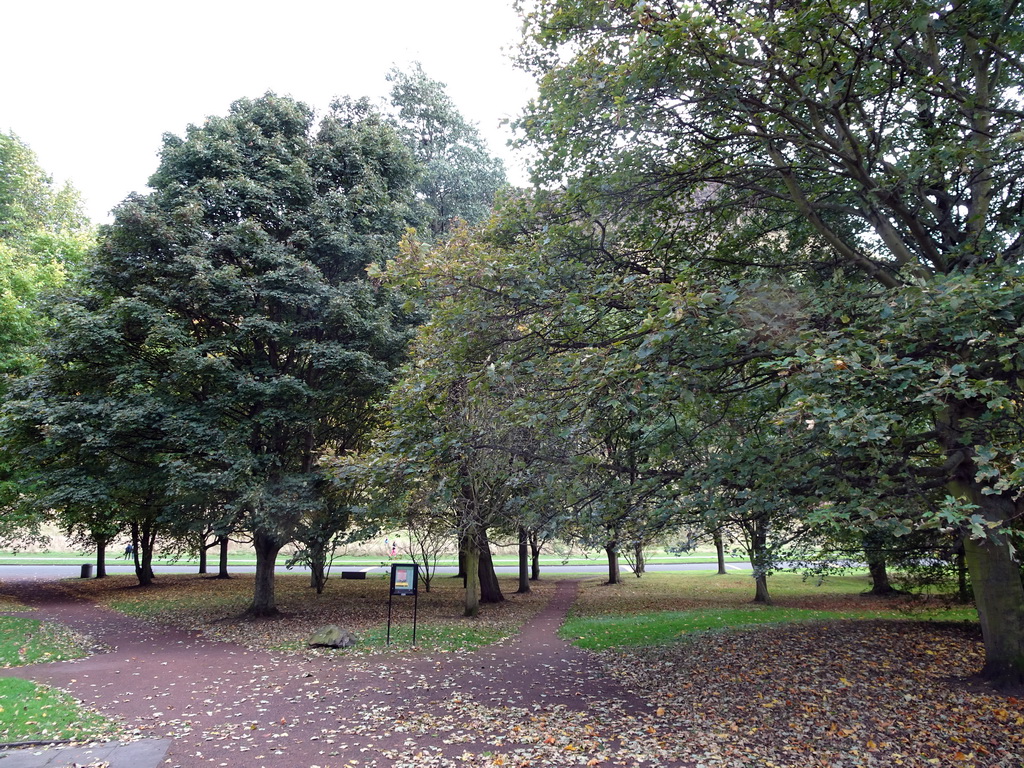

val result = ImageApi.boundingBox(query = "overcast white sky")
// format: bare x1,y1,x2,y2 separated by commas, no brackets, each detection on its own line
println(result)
2,0,536,223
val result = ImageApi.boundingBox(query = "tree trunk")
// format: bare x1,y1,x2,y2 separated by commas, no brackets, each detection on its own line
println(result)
957,488,1024,688
247,532,283,617
217,536,230,579
753,572,772,605
516,526,530,594
863,530,896,596
464,539,480,618
955,541,971,603
457,530,468,584
310,544,327,595
478,527,505,604
131,521,156,587
530,530,541,581
632,541,645,578
939,395,1024,688
94,536,108,579
605,540,620,585
198,535,209,575
748,516,771,605
867,558,894,595
714,530,727,575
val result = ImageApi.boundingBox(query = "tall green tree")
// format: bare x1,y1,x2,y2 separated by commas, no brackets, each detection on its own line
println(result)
0,132,92,546
5,95,417,614
1,131,88,241
0,131,92,383
514,0,1024,686
378,225,572,615
387,63,508,241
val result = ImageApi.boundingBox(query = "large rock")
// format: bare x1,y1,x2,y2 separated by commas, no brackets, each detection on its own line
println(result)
307,625,357,648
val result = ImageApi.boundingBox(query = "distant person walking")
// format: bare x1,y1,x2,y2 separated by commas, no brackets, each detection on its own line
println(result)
123,543,134,560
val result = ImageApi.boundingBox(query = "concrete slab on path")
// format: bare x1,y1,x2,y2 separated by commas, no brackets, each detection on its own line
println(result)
0,738,170,768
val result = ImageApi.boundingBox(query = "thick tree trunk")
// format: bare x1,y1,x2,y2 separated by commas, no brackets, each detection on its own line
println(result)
530,530,541,581
217,536,230,579
867,558,894,595
247,532,283,617
478,527,505,604
137,549,155,586
605,541,621,585
958,489,1024,688
131,521,156,587
94,536,108,579
198,536,209,575
464,540,480,618
940,396,1024,688
516,526,530,594
863,530,896,596
714,530,727,575
753,572,772,605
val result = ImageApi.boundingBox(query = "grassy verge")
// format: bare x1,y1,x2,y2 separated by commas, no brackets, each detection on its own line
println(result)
0,616,120,745
563,571,977,649
0,617,94,666
0,678,121,744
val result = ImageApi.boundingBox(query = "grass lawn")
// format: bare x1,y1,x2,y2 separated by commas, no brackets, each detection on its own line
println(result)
564,571,977,649
0,616,98,666
0,678,120,744
56,568,978,656
64,571,556,654
0,612,121,744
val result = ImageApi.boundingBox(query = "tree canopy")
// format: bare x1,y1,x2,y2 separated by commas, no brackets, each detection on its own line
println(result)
3,94,418,612
0,131,92,382
434,0,1024,685
0,132,93,542
387,63,508,240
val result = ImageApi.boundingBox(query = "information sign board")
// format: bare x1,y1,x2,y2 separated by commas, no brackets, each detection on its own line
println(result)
390,563,419,597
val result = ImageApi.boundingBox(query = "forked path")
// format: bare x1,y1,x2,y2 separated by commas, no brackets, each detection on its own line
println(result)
1,579,690,768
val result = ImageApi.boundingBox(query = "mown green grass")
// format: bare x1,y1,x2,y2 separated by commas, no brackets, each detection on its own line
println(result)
0,678,119,743
0,617,93,666
0,617,120,744
562,571,978,649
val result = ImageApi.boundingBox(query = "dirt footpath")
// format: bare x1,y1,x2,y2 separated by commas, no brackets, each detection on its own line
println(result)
1,578,688,768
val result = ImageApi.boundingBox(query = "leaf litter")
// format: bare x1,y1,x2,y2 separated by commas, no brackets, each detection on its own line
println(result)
41,576,1024,767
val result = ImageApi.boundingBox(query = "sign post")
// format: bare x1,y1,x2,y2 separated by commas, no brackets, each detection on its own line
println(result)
387,563,419,645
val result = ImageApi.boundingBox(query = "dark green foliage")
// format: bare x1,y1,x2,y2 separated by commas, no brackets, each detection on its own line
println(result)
388,63,507,240
501,0,1024,683
0,132,93,547
2,94,417,612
